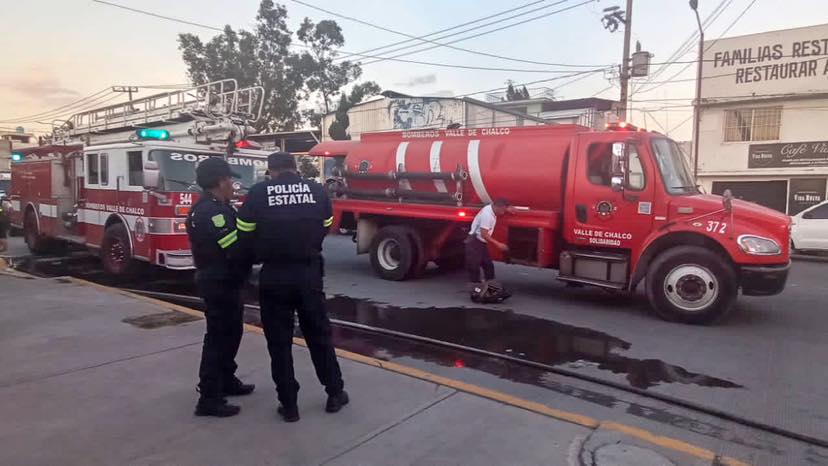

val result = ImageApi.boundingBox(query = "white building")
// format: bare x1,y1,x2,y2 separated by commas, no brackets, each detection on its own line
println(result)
320,91,545,141
696,23,828,215
492,97,619,130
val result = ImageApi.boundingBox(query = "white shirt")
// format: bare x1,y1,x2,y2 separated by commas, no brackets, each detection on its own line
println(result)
469,204,497,242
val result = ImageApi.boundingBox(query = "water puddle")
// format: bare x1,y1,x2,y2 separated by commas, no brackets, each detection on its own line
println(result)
324,295,742,390
123,311,201,329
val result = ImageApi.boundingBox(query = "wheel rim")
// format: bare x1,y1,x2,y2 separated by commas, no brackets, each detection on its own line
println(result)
377,238,402,270
105,237,128,273
663,264,719,312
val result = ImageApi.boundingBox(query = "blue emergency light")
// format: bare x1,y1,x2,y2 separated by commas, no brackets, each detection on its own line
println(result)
10,152,24,162
136,128,171,140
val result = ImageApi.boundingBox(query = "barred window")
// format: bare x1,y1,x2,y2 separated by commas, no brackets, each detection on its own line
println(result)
724,107,781,142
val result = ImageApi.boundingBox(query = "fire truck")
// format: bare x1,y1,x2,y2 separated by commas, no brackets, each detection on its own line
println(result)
310,123,791,324
8,80,271,275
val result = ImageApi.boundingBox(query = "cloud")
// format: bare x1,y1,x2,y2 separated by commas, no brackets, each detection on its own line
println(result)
429,89,454,97
1,66,80,101
394,74,437,87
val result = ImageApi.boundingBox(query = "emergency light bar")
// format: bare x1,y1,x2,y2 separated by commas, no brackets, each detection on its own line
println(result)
10,152,24,162
605,122,645,132
136,128,171,141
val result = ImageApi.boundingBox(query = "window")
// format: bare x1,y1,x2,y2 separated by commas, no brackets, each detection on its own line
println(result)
87,153,99,184
805,204,828,220
100,153,109,186
587,142,645,191
724,107,781,142
128,151,144,186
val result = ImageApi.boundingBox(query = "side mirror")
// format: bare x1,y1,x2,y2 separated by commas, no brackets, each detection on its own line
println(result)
611,176,624,192
611,142,626,177
143,160,160,190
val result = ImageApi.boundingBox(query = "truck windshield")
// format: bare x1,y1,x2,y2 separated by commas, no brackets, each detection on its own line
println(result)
149,150,266,192
651,139,697,195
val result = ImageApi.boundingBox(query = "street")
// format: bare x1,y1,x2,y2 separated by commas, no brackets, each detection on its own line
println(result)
319,234,828,446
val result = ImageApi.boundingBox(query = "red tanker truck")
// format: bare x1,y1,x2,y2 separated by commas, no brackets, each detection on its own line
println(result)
309,123,791,324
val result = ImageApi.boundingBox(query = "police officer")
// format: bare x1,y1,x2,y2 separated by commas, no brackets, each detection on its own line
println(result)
0,196,10,253
237,151,347,423
186,157,255,417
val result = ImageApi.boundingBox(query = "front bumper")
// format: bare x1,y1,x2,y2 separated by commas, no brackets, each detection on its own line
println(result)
156,250,195,270
740,262,790,296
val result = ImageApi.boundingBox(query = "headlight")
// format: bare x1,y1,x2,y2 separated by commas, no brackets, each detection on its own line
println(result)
737,235,781,255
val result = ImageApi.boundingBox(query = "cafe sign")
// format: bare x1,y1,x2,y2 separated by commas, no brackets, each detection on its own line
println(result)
748,141,828,168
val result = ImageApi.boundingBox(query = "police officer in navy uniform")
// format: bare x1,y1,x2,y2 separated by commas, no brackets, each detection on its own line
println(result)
187,157,255,417
237,151,347,423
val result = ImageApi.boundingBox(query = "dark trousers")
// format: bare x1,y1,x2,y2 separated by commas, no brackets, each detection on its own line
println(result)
259,261,344,407
465,237,495,283
197,280,244,399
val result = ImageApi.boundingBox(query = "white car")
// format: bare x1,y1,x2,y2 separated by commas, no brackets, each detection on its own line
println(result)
791,200,828,252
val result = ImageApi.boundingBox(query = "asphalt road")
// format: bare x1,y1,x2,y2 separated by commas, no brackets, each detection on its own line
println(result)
320,234,828,445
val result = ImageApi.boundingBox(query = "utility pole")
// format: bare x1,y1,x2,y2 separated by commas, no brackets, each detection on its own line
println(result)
690,0,704,178
618,0,633,121
112,86,139,110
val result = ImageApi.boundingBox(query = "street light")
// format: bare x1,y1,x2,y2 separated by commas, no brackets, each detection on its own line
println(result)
690,0,704,179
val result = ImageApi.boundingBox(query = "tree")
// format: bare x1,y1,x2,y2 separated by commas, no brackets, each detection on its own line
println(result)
297,155,320,179
177,0,368,132
519,85,531,100
328,81,382,140
504,80,530,101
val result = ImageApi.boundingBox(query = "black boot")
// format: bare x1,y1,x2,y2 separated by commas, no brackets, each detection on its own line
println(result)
195,397,241,417
223,377,255,396
277,404,300,422
326,390,349,413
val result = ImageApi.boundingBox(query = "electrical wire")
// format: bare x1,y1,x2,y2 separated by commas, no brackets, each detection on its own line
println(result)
91,0,223,31
0,88,112,123
358,0,597,66
292,0,606,68
1,92,126,125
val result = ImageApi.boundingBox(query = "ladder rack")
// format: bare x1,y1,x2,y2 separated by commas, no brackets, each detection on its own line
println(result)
58,79,264,138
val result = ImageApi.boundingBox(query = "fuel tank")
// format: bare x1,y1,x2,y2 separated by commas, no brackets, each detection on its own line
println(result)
315,125,588,210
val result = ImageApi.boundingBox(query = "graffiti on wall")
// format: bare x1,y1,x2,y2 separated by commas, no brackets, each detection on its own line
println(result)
388,98,458,130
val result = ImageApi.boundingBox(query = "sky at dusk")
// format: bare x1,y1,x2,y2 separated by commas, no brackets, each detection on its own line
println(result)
2,0,828,140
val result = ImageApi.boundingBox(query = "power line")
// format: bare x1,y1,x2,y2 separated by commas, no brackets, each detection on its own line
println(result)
293,0,605,68
359,0,597,67
91,0,223,32
338,0,550,60
0,88,113,123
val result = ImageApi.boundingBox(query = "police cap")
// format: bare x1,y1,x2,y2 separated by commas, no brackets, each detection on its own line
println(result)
196,157,239,189
267,151,297,171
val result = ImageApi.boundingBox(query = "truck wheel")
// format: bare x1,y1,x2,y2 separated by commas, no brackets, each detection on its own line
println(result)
370,226,415,281
24,210,49,254
646,246,737,325
101,223,136,276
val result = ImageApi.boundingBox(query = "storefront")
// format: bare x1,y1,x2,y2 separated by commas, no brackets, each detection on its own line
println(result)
695,23,828,215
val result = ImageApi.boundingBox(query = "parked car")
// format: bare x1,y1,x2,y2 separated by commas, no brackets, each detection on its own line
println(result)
791,200,828,253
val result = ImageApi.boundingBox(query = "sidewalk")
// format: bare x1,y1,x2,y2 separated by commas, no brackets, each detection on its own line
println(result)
0,272,746,466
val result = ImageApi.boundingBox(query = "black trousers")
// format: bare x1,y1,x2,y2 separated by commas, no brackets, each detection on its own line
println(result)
465,237,495,283
259,261,344,407
196,280,244,399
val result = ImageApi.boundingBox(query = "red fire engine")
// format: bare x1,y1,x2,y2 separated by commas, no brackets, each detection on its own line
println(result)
310,123,791,324
9,80,270,275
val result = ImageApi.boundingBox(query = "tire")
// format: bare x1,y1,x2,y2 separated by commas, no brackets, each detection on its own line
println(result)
100,223,136,276
24,210,49,254
369,226,416,281
645,245,737,325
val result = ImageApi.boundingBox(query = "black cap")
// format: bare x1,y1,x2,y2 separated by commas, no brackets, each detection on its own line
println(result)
196,157,239,189
267,151,297,171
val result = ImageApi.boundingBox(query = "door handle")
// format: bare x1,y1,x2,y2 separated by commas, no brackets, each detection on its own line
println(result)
576,204,587,223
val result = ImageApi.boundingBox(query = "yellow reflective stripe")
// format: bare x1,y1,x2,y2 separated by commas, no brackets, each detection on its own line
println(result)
218,230,238,249
323,216,334,227
236,218,256,232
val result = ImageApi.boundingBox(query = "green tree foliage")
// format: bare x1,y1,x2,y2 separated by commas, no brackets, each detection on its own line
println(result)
504,80,531,101
297,155,321,179
328,81,382,140
177,0,374,132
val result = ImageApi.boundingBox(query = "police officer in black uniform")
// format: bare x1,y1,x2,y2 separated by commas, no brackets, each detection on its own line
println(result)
237,151,347,423
187,157,255,417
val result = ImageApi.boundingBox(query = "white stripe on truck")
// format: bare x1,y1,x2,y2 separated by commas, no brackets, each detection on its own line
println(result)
466,139,491,204
429,141,448,193
395,142,411,191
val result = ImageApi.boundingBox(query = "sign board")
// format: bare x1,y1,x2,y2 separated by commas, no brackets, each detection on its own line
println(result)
748,141,828,168
702,23,828,99
788,178,827,215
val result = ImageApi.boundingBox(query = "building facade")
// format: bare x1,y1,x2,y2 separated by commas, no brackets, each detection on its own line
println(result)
320,92,545,142
696,23,828,215
492,97,619,130
0,128,37,194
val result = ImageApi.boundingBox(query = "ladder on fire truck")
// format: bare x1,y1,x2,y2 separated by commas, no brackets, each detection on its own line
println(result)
51,79,264,145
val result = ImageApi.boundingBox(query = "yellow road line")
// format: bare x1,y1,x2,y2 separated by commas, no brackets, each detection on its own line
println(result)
63,276,751,465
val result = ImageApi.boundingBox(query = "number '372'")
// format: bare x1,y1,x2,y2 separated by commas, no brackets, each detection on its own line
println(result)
706,221,727,234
